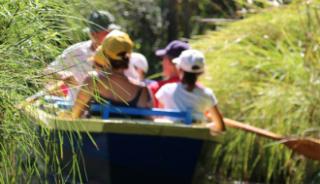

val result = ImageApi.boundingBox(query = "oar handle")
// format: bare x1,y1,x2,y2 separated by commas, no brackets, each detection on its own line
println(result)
224,118,283,140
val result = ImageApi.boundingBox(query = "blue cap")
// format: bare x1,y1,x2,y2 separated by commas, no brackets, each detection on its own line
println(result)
155,40,190,59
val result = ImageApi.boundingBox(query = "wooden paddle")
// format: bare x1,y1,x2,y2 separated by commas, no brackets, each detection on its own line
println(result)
223,118,320,161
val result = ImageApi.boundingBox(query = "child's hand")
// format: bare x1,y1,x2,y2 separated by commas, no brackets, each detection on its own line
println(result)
206,122,224,136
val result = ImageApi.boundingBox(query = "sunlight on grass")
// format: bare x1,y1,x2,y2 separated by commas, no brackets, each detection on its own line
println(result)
192,1,320,183
0,0,113,182
1,0,320,183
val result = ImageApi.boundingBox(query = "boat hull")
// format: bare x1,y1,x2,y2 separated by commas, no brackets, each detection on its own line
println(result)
60,132,206,184
24,104,221,184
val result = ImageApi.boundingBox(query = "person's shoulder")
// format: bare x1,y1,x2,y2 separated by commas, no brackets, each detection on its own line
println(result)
196,84,214,95
204,87,214,96
160,82,178,91
166,82,179,87
159,77,179,86
128,77,146,87
62,40,91,55
82,71,103,87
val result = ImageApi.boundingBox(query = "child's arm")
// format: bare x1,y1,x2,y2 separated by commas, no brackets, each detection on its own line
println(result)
71,76,94,118
207,105,226,132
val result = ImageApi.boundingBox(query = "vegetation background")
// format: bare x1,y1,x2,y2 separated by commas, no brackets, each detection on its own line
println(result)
0,0,319,183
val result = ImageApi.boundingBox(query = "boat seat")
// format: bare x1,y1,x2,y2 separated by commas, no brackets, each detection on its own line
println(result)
45,96,193,125
90,103,193,125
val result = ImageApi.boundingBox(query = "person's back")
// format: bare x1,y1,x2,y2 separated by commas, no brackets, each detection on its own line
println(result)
156,82,216,121
156,49,225,132
91,72,151,108
71,30,153,118
148,40,190,107
47,40,93,84
44,10,120,103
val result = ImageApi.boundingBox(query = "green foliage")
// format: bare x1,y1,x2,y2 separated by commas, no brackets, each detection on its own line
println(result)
192,1,320,183
3,0,318,183
112,0,166,74
0,0,238,182
0,0,107,182
109,0,237,75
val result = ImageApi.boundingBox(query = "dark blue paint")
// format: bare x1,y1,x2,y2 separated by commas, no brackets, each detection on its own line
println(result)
60,132,203,184
107,134,203,184
40,99,209,183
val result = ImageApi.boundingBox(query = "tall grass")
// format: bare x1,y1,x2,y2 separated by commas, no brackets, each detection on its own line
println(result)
2,0,320,183
0,0,115,182
192,0,320,183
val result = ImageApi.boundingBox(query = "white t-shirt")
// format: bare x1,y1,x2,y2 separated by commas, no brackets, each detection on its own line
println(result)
155,83,218,121
46,40,95,103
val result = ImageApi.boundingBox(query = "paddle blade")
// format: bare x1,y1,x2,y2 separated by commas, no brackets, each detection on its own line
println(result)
284,138,320,161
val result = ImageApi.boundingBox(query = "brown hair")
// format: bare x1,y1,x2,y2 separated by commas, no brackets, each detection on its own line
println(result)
181,71,200,91
109,52,130,69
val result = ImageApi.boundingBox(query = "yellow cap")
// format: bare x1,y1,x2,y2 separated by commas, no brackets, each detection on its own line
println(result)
93,30,133,67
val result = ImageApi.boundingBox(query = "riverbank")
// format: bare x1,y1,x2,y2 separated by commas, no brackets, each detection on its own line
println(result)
192,1,320,183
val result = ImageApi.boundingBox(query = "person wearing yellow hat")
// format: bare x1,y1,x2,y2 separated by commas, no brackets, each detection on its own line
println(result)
44,10,120,104
155,49,225,133
71,30,153,118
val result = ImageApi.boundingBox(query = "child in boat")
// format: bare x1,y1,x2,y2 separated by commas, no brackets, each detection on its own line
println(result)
155,49,225,132
148,40,190,107
70,30,153,118
124,52,154,85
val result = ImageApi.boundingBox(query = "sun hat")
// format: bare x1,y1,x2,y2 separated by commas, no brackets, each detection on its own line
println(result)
130,52,148,73
173,49,205,73
87,10,120,33
155,40,190,59
92,30,133,67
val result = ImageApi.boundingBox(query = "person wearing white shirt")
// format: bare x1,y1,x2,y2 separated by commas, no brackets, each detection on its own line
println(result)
156,49,225,132
124,52,155,86
44,10,120,104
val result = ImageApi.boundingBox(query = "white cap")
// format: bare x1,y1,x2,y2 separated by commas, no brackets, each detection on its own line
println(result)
173,49,205,73
130,52,148,73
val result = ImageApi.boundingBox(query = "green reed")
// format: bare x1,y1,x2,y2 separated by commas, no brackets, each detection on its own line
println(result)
0,0,115,183
2,0,320,183
192,1,320,183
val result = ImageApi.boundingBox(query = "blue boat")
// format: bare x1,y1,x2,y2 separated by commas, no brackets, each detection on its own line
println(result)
23,98,223,184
